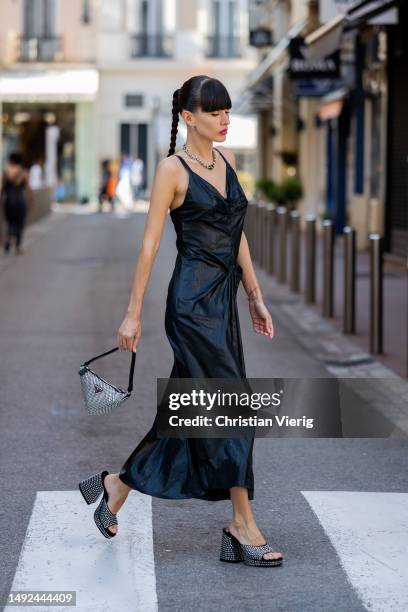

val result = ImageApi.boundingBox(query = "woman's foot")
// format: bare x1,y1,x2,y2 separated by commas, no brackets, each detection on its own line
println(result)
226,520,283,561
103,473,130,535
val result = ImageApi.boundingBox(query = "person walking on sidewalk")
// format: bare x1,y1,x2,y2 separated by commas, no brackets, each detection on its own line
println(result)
79,75,283,567
1,153,33,255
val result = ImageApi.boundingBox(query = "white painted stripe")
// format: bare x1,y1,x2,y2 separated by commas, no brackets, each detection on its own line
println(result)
5,491,158,612
302,491,408,612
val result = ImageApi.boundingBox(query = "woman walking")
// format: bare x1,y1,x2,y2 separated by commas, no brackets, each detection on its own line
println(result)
79,76,283,567
1,153,31,255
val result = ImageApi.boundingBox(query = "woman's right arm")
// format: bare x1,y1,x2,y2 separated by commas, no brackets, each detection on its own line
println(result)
117,157,179,353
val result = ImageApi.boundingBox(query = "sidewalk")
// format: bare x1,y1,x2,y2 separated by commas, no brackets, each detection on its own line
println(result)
252,227,408,379
254,260,408,437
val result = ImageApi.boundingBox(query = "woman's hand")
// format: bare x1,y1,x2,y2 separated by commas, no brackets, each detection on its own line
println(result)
117,312,141,352
248,297,274,340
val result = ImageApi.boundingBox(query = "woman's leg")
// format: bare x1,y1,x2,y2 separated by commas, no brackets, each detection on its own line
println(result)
15,221,25,253
228,486,282,560
102,473,132,534
3,225,12,252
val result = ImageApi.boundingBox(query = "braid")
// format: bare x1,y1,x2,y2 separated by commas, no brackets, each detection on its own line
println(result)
167,89,180,157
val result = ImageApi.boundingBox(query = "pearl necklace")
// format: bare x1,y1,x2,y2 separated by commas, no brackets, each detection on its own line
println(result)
182,143,216,170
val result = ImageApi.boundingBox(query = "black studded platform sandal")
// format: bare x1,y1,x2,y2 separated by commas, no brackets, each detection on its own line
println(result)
219,527,283,567
93,472,118,539
78,470,108,505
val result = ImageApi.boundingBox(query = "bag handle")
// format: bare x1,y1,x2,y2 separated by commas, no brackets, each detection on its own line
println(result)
83,347,137,393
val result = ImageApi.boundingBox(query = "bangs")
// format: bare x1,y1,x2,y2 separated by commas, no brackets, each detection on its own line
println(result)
198,78,232,112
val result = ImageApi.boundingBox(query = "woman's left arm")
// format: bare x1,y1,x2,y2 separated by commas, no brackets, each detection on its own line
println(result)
218,145,274,340
237,230,274,339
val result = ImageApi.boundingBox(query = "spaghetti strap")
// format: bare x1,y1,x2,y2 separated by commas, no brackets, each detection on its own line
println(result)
174,154,192,173
214,147,229,166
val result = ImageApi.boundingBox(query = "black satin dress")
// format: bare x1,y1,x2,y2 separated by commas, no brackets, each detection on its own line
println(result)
119,148,254,501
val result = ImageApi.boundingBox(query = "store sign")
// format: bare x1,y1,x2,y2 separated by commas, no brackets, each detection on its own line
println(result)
289,37,340,80
319,0,398,24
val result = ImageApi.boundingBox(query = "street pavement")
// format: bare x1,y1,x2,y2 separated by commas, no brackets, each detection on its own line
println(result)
1,204,408,612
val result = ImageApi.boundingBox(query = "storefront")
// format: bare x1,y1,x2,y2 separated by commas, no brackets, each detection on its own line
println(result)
0,68,98,203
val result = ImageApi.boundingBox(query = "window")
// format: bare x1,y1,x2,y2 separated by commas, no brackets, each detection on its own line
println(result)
125,94,143,108
22,0,58,61
209,0,239,57
82,0,91,24
23,0,56,37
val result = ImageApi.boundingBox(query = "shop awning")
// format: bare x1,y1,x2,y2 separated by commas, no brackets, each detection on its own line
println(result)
0,68,99,102
305,0,398,58
304,14,345,60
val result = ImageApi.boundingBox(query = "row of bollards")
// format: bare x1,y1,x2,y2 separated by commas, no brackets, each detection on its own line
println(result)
244,200,385,358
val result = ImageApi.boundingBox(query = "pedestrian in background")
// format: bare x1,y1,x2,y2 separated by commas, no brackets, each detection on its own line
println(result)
28,156,44,190
115,153,133,210
130,156,144,200
1,152,33,255
98,159,116,213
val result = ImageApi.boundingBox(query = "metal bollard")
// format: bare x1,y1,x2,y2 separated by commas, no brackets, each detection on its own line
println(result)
290,210,300,292
343,226,356,334
369,233,383,354
277,206,288,284
322,219,335,317
266,203,275,275
304,214,316,304
256,201,265,264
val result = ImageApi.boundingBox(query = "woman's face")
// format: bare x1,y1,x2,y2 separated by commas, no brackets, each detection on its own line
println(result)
183,107,230,141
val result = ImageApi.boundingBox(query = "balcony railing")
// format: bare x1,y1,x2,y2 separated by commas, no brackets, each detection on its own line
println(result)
130,34,173,58
18,36,62,62
205,36,242,58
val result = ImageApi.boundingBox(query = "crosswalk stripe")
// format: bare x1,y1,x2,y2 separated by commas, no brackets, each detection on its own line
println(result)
5,491,158,612
302,491,408,612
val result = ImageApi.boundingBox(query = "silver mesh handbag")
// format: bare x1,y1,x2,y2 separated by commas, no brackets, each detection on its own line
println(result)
78,347,136,415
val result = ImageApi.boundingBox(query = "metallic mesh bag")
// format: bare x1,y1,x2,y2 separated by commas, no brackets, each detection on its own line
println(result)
78,347,136,415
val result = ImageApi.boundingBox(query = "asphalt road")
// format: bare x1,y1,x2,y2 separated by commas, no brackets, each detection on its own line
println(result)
1,207,407,612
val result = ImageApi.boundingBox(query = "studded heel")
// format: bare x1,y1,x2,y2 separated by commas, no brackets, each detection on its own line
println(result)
219,528,283,567
93,472,118,539
219,528,244,563
78,470,108,505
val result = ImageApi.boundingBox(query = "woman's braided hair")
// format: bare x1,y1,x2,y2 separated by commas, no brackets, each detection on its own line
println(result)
167,88,180,157
166,75,232,158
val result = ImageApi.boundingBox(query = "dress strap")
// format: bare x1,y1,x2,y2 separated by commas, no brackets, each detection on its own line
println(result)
174,155,192,173
214,147,229,167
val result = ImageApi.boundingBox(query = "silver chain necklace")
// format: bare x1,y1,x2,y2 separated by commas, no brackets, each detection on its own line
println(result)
182,143,216,170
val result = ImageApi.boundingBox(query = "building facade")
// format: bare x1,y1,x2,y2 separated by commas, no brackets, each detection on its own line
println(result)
0,0,257,202
238,0,406,260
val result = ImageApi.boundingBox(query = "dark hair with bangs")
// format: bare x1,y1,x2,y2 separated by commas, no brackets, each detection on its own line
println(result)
167,75,231,156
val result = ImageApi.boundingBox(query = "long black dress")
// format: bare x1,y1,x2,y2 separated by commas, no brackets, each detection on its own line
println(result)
119,148,254,501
